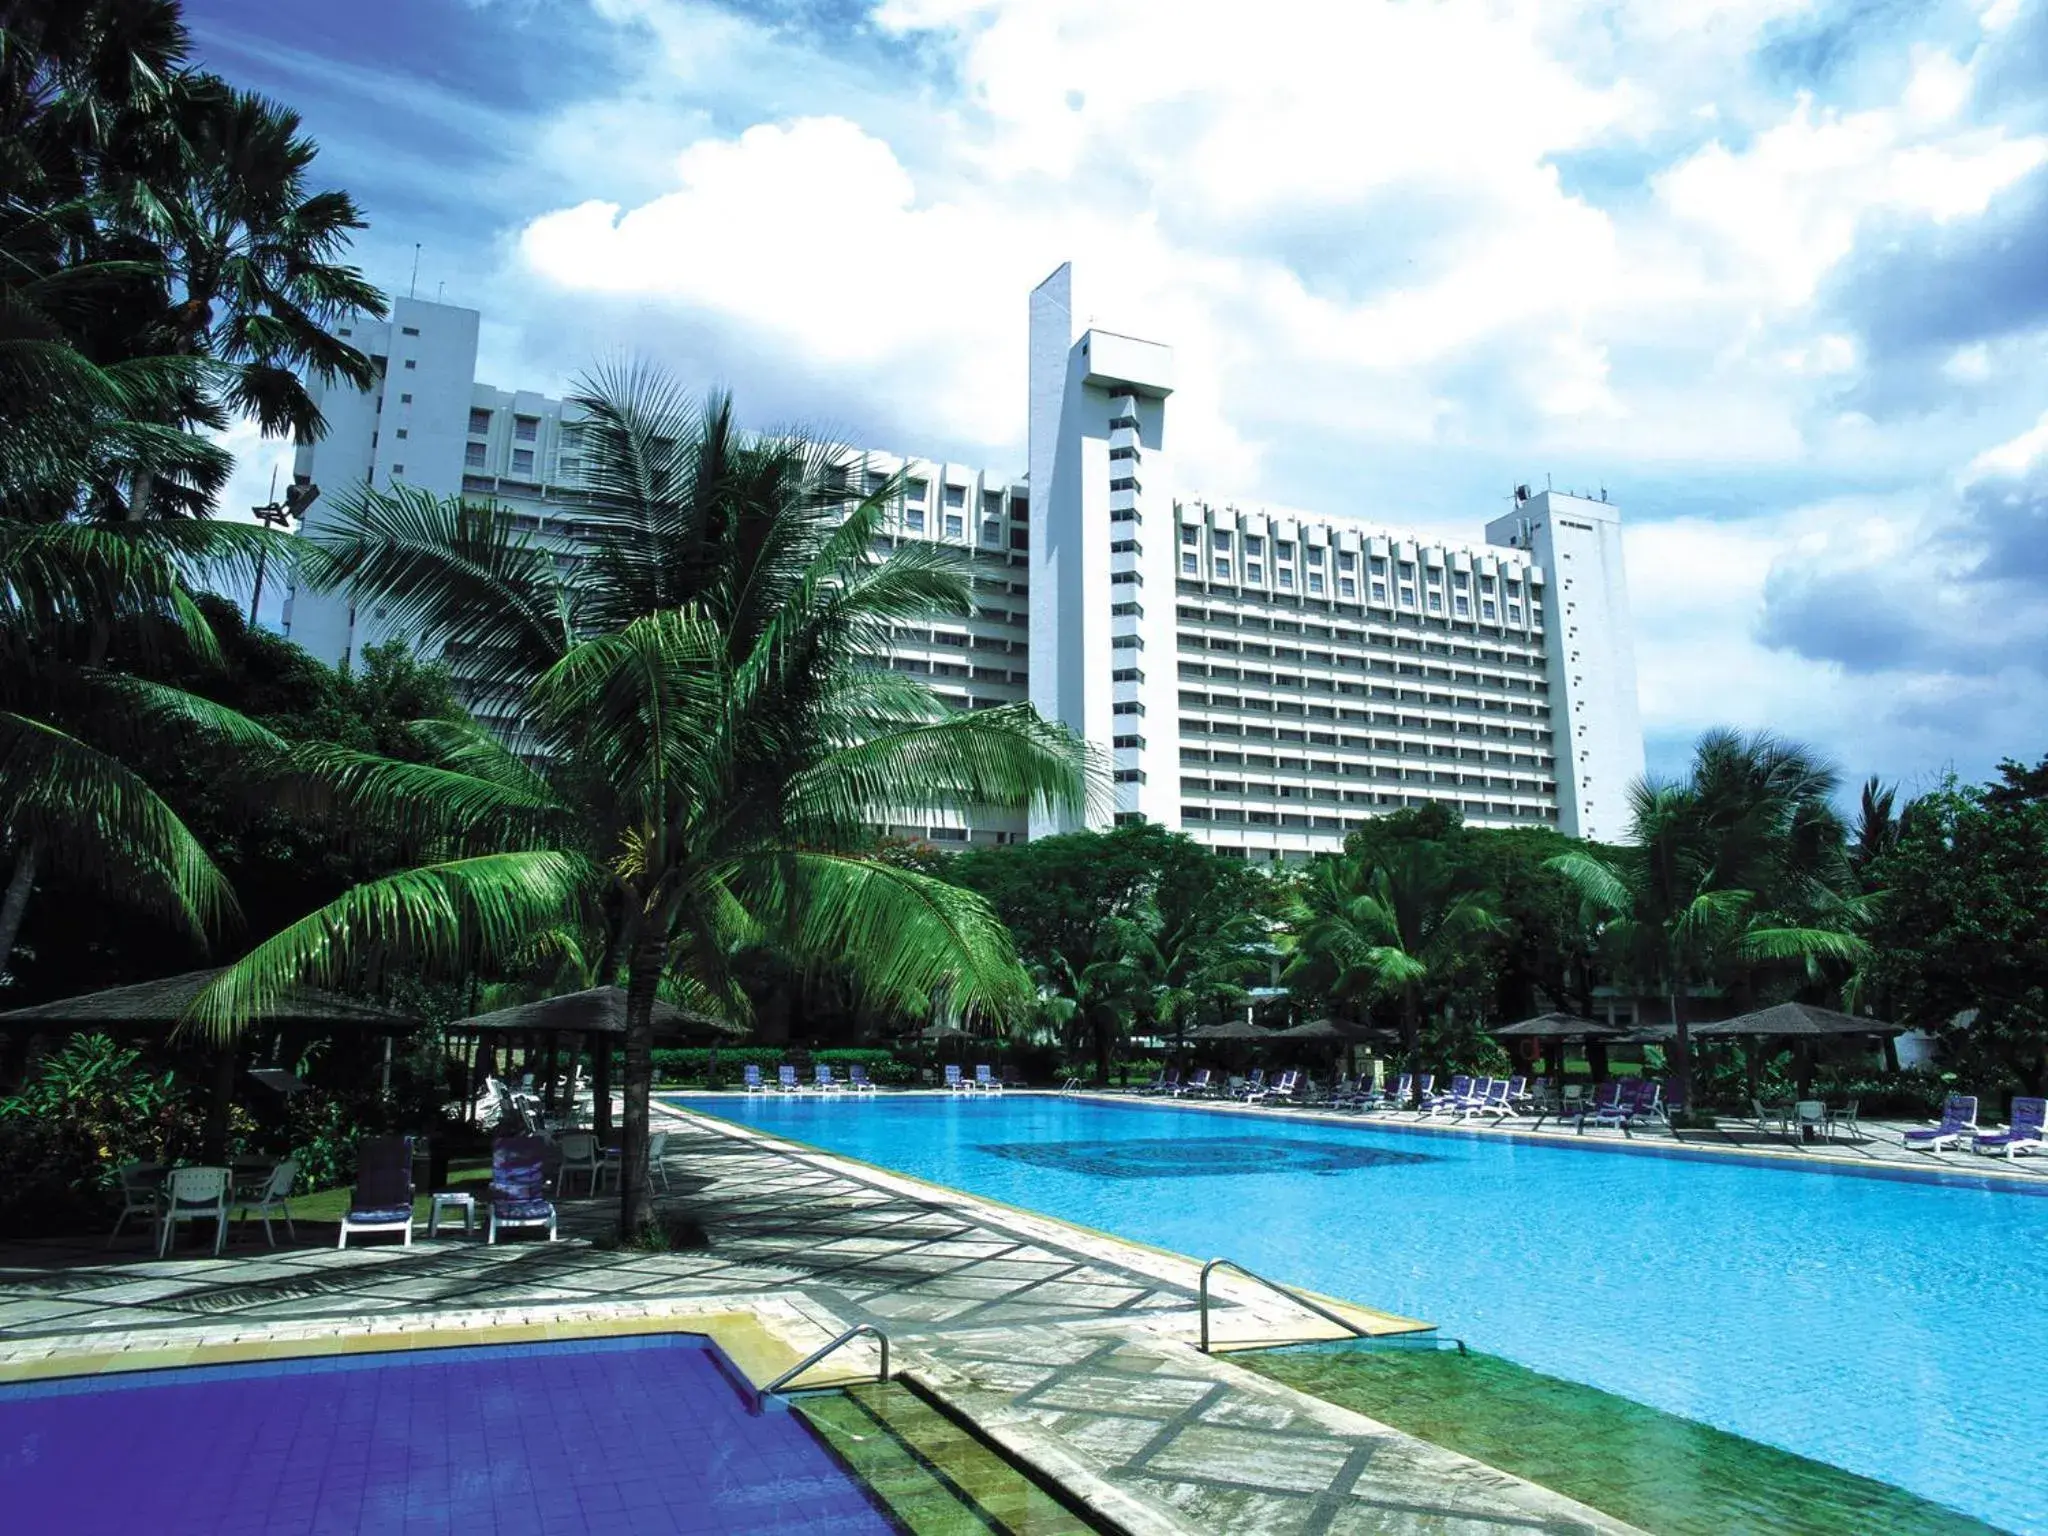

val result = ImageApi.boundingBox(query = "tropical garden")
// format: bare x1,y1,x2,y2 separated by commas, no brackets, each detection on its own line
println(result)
5,0,2047,1242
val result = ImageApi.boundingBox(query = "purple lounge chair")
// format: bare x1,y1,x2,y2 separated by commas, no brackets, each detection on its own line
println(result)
1419,1074,1472,1118
486,1135,558,1244
1904,1095,1978,1152
1971,1097,2045,1160
847,1064,878,1094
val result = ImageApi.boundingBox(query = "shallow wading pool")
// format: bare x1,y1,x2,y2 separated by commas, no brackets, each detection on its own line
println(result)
672,1092,2048,1534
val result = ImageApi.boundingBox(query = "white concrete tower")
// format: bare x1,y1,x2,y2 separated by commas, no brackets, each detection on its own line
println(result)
283,296,482,668
1027,264,1179,835
1484,490,1644,842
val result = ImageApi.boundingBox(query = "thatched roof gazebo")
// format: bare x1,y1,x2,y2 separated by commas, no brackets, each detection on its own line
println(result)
1491,1012,1629,1041
1689,1002,1902,1040
0,968,417,1033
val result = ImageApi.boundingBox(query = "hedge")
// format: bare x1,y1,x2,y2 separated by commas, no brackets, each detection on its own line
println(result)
647,1046,918,1087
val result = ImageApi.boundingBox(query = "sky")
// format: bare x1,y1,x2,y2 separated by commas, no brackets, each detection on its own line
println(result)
190,0,2048,794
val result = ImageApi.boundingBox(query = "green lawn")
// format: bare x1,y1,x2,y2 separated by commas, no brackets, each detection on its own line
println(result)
257,1157,494,1224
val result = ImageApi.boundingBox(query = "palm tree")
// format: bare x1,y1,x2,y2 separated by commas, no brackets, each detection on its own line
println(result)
192,372,1092,1234
1549,753,1867,1109
1283,843,1501,1067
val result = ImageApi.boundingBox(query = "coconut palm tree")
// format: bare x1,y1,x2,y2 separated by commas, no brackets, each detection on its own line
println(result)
191,372,1092,1233
1549,761,1866,1109
1283,843,1502,1067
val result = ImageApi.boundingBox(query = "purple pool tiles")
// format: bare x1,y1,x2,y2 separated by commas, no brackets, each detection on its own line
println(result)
0,1334,896,1536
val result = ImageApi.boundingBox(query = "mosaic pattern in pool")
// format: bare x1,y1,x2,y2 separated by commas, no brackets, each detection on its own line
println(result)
0,1336,894,1536
980,1134,1435,1179
676,1092,2048,1535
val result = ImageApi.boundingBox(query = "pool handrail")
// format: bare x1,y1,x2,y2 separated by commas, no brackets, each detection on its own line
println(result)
1198,1256,1371,1354
754,1323,891,1411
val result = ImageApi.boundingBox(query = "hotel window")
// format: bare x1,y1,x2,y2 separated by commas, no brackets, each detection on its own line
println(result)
1508,603,1523,623
1113,700,1145,715
403,359,416,369
1371,579,1388,603
1306,547,1325,568
906,506,926,531
1278,568,1295,590
390,463,404,476
866,471,888,494
1215,557,1233,580
1112,666,1143,681
514,415,539,442
1399,585,1416,607
1454,594,1470,617
399,393,413,404
1212,531,1232,551
1182,553,1199,575
944,484,966,507
1482,599,1498,621
1182,525,1199,545
1244,535,1265,557
1453,570,1470,590
1338,551,1357,572
1428,591,1444,613
1246,561,1264,583
983,518,1003,544
944,513,963,538
1308,572,1325,594
1276,542,1296,563
1113,735,1144,749
907,478,927,503
1339,577,1357,598
1480,575,1496,594
394,428,408,440
468,408,491,435
511,448,534,477
464,442,486,470
400,325,421,336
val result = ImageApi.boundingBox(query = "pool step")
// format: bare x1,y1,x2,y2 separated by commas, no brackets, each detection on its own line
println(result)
798,1380,1102,1535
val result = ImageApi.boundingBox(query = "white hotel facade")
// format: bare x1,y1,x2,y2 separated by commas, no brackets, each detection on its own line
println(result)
284,265,1645,853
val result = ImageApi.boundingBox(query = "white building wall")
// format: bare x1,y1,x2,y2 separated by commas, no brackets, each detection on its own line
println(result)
1483,490,1644,842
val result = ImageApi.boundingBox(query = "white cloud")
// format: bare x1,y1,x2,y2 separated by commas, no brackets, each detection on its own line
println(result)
1965,406,2048,480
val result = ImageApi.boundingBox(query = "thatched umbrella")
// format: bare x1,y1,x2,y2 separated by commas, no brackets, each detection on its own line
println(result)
1691,1002,1901,1098
1491,1011,1630,1080
0,968,419,1157
1267,1017,1396,1082
455,986,741,1136
1186,1017,1275,1042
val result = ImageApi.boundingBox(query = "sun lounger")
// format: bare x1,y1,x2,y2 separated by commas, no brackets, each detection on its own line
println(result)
1461,1077,1515,1122
742,1064,767,1095
972,1064,1004,1095
1418,1074,1472,1118
943,1063,970,1095
1173,1068,1214,1098
776,1064,802,1095
1229,1069,1267,1101
1904,1095,1978,1152
847,1064,879,1094
1972,1096,2046,1159
1366,1072,1413,1112
486,1136,558,1244
338,1136,415,1248
1246,1069,1299,1105
1143,1068,1180,1096
814,1064,844,1093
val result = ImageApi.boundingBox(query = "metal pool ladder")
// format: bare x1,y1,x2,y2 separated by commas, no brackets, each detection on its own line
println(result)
1198,1257,1374,1354
755,1323,891,1411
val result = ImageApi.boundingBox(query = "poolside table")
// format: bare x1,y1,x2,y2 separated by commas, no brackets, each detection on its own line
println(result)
426,1190,477,1238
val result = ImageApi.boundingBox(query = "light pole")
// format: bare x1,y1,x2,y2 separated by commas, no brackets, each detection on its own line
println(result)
248,474,319,627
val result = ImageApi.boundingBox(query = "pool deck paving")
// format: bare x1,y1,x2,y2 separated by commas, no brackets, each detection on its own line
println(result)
0,1099,1647,1536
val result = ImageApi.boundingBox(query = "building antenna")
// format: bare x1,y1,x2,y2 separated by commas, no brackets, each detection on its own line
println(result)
409,242,421,299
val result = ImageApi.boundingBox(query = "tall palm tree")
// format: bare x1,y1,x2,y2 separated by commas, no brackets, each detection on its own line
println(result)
192,373,1092,1233
1550,761,1866,1109
1283,843,1501,1067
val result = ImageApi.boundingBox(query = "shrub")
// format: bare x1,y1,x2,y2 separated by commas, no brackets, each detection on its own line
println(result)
646,1046,913,1088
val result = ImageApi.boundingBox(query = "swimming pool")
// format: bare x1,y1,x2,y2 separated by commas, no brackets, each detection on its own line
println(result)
0,1335,894,1536
674,1093,2048,1534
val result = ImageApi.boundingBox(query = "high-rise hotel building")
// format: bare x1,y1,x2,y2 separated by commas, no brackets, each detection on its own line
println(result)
283,265,1644,851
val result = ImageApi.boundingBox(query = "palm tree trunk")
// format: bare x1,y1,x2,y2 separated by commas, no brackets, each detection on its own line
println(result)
0,839,38,981
1669,985,1692,1111
617,938,662,1237
1401,992,1420,1070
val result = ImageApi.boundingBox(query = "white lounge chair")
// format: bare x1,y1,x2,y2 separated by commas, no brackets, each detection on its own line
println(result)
814,1064,844,1093
943,1064,970,1095
157,1166,232,1257
972,1064,1004,1095
847,1064,879,1094
1904,1095,1978,1152
1972,1097,2046,1160
742,1064,768,1095
338,1138,416,1248
776,1064,802,1095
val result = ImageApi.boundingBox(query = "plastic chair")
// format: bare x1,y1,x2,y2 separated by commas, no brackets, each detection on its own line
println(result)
240,1159,299,1247
157,1166,232,1257
107,1163,164,1249
1794,1100,1829,1142
556,1131,604,1197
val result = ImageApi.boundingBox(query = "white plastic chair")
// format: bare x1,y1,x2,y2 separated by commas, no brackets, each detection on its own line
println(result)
157,1166,232,1257
556,1131,604,1197
601,1131,670,1194
1795,1100,1829,1142
108,1163,164,1249
240,1159,298,1246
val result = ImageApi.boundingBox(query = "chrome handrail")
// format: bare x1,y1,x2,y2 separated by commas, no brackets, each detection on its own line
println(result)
1198,1257,1372,1354
755,1323,890,1410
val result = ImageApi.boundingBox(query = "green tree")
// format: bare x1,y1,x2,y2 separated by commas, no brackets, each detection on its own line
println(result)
1549,732,1866,1107
193,374,1090,1235
1283,841,1502,1067
1862,768,2048,1090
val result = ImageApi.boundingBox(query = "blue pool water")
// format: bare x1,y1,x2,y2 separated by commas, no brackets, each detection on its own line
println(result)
0,1335,893,1536
676,1093,2048,1533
